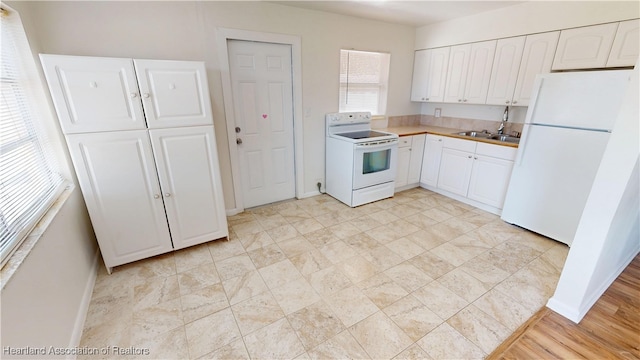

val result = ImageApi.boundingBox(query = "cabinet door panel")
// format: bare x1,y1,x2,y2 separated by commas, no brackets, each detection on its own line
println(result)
512,32,559,106
395,147,411,188
486,37,525,106
40,55,146,134
552,23,618,70
425,47,450,102
607,19,640,67
411,50,430,101
464,41,496,104
467,155,514,208
420,135,443,187
135,60,213,128
66,131,172,268
150,126,228,249
437,148,473,196
444,44,471,103
408,134,426,184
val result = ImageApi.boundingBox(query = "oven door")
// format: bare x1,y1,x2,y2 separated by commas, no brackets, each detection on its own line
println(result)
353,139,398,190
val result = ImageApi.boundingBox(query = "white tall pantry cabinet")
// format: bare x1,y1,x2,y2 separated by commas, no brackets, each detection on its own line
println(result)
40,54,228,271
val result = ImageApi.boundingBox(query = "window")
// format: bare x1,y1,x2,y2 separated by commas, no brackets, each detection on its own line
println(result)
339,49,390,116
0,6,64,267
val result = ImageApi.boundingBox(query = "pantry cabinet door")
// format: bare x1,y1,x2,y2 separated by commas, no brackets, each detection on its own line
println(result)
149,126,228,250
65,131,173,268
607,19,640,67
463,40,496,104
135,60,213,129
486,36,525,106
512,31,559,107
40,54,146,134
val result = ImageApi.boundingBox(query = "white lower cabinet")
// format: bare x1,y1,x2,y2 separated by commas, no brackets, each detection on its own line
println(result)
420,134,444,187
423,136,517,214
396,135,426,189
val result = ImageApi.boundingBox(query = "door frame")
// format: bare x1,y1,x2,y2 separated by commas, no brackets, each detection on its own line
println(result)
217,28,304,215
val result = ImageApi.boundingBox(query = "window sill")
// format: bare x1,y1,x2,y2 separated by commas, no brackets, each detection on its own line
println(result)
0,182,75,290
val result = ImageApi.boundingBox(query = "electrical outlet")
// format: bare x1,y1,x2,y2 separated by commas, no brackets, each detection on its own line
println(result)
434,108,442,118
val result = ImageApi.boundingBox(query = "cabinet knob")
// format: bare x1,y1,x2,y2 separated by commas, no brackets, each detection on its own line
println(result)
425,98,430,101
463,99,467,102
164,193,171,197
438,139,442,142
458,99,462,102
474,156,478,160
468,155,472,158
505,100,510,104
513,100,518,104
143,93,150,98
236,138,243,145
154,194,160,199
130,93,138,98
422,97,426,101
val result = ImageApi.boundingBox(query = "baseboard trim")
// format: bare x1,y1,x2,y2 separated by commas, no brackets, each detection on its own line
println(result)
226,208,242,216
67,248,100,358
300,190,321,199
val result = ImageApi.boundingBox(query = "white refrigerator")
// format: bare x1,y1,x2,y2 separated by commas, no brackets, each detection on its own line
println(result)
501,70,632,246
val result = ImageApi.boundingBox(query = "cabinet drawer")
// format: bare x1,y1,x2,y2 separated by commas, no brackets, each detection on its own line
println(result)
476,142,517,160
443,137,477,152
398,136,413,148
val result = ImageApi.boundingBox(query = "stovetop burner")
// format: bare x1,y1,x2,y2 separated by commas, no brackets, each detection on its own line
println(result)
335,130,392,140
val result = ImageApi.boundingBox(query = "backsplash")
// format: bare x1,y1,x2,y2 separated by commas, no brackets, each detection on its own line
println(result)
385,114,524,136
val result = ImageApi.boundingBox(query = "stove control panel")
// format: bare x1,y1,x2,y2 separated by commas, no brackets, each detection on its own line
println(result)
326,112,371,125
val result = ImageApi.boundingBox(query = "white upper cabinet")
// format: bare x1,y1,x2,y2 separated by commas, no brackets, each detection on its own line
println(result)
134,60,213,128
149,126,227,250
552,22,618,70
65,130,174,268
486,37,525,106
607,19,640,67
411,47,450,102
463,40,496,104
443,44,471,103
40,55,146,134
511,31,560,107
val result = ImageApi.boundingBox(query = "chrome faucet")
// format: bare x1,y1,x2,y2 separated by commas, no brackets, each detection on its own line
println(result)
497,106,509,134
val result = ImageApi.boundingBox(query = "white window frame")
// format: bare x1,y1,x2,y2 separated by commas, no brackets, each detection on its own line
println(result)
0,4,65,268
339,49,391,117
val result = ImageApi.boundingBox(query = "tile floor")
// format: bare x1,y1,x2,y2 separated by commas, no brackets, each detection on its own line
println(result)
79,188,569,359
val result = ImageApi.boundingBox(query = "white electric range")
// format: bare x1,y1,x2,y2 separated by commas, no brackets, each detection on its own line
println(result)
325,112,399,207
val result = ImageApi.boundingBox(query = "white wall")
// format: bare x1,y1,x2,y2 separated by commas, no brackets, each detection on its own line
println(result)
547,64,639,323
1,2,98,356
415,1,639,124
21,1,420,209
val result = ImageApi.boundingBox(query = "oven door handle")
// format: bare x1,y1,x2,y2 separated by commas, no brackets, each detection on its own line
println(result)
354,139,398,150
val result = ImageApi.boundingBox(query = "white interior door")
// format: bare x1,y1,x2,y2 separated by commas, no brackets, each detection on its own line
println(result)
228,40,295,208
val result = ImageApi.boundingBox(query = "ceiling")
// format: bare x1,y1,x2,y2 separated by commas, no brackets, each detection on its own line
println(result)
271,1,524,27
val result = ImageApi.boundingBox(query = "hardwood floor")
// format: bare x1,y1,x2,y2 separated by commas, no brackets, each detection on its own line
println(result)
488,254,640,360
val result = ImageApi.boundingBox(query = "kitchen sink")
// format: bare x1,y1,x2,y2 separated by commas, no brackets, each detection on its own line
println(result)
452,131,520,144
489,134,520,143
454,131,492,139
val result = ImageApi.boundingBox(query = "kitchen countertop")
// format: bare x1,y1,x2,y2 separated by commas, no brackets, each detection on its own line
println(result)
381,125,519,148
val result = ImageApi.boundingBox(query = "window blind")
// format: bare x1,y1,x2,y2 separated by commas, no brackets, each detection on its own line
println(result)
339,49,390,115
0,7,64,267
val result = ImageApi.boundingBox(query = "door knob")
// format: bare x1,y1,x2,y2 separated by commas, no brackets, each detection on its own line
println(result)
235,127,241,133
143,93,150,98
164,193,171,197
130,93,138,98
236,138,243,145
154,194,160,199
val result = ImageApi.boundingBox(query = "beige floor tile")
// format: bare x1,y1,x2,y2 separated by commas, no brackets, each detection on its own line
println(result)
259,259,303,289
473,288,534,331
222,270,268,305
539,243,570,274
447,305,511,354
367,209,400,224
227,212,255,226
386,237,426,260
430,242,477,267
460,258,511,286
393,343,433,360
421,207,454,223
84,293,132,329
199,339,249,360
177,263,221,296
387,203,423,218
289,249,333,275
181,283,229,324
231,292,285,335
266,224,301,242
307,330,369,360
344,232,380,253
307,266,353,296
271,277,321,314
349,311,413,359
291,218,324,235
442,216,480,234
174,244,214,274
207,238,245,261
449,234,493,258
80,312,132,349
231,220,264,237
362,245,404,271
247,243,286,268
133,275,180,311
384,262,433,292
254,213,289,231
383,294,442,342
132,299,183,344
368,219,420,243
417,323,485,360
409,247,457,280
184,308,241,358
328,221,361,239
337,255,378,283
215,254,256,281
237,231,275,252
413,281,468,320
303,227,338,247
134,326,189,360
243,318,305,359
438,268,493,303
349,215,383,232
287,301,345,350
118,253,176,279
319,240,359,264
324,286,379,327
278,236,316,258
476,240,542,274
405,213,439,230
404,229,448,251
357,273,409,308
314,211,346,228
